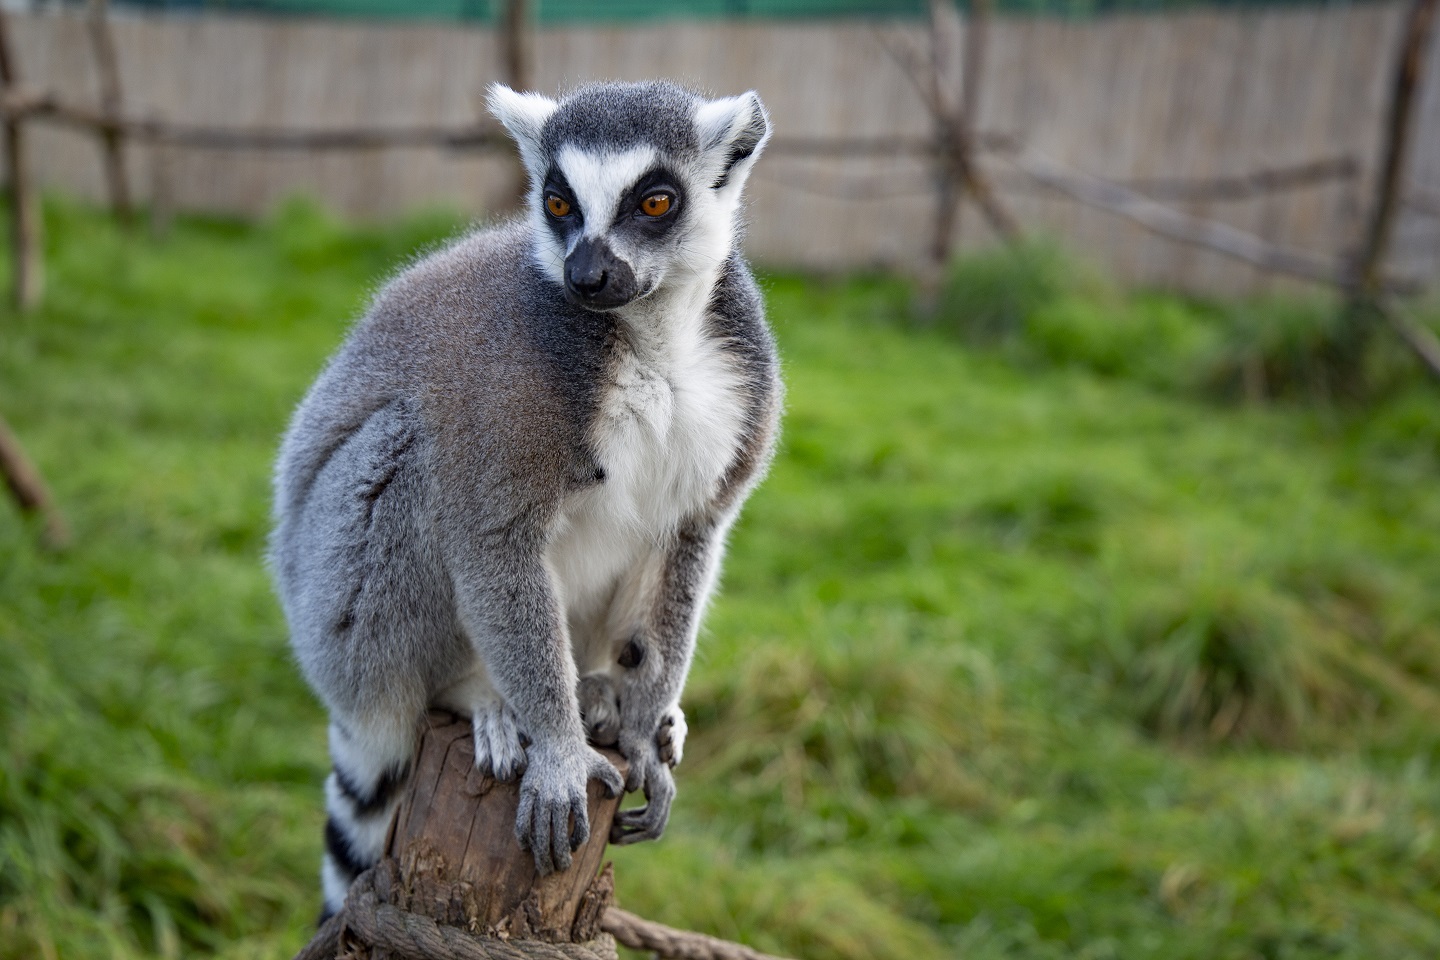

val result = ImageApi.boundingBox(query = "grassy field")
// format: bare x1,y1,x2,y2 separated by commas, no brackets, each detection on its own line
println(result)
2,199,1439,960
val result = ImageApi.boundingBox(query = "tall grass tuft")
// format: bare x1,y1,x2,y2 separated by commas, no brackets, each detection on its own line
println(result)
1118,580,1363,745
928,240,1077,345
929,240,1440,403
682,632,1003,853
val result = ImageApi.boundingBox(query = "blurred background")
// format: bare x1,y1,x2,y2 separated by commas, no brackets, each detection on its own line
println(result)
2,0,1439,958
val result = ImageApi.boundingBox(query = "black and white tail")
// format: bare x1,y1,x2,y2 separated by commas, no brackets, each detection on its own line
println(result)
319,722,413,921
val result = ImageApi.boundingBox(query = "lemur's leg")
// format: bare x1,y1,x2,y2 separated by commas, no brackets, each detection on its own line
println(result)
609,515,726,845
279,399,438,919
436,517,625,876
321,713,415,921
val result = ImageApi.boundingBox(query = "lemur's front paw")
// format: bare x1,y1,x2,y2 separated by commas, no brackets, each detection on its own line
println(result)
472,701,527,782
515,739,624,875
577,673,621,748
656,704,687,768
609,719,678,845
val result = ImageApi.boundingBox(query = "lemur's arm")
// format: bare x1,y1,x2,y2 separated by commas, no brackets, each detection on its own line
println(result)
436,457,625,873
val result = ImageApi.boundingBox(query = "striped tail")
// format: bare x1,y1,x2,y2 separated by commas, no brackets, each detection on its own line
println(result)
319,722,412,921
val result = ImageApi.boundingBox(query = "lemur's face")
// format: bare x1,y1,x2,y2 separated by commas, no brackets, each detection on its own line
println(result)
490,82,770,312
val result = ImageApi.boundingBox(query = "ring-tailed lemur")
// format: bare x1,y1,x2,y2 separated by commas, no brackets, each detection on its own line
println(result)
269,80,781,920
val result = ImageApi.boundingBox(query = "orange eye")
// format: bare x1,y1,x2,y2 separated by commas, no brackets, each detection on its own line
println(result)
545,194,571,218
639,193,673,217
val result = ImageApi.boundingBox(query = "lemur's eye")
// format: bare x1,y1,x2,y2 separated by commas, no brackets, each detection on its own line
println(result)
639,193,673,217
545,195,572,218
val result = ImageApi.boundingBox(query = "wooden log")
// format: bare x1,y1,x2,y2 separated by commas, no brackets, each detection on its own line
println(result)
378,712,627,947
1122,155,1359,203
1004,150,1428,292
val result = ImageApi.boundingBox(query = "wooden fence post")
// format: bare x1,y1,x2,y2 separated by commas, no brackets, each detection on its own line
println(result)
0,413,69,549
499,0,535,209
1353,0,1438,299
0,10,42,311
86,0,134,227
1340,0,1439,387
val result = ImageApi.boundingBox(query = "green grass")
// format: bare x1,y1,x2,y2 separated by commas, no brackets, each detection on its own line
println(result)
2,200,1439,959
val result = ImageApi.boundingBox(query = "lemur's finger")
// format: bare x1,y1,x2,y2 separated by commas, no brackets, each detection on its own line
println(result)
550,802,574,871
514,792,535,853
568,794,589,851
529,797,555,875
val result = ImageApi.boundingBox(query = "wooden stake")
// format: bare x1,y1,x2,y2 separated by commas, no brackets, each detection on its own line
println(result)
1333,0,1440,391
928,0,962,264
0,11,42,311
380,712,626,946
954,0,1019,245
499,0,535,210
1352,0,1438,299
916,0,1019,266
86,0,133,227
0,413,69,549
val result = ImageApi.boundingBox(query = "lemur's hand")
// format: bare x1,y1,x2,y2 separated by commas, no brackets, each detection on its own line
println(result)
609,704,686,844
515,737,623,874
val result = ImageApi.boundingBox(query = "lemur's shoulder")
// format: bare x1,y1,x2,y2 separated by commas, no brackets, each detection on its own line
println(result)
704,253,782,512
706,252,780,400
329,220,614,511
351,220,612,397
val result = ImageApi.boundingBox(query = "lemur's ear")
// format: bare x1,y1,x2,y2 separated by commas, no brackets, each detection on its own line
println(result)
696,91,771,192
488,84,558,178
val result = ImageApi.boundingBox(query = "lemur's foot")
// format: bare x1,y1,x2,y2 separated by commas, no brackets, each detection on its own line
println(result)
472,701,527,781
577,673,621,748
656,704,687,768
609,705,683,846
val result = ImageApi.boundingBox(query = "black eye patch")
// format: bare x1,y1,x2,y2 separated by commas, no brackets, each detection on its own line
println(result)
541,167,581,237
615,167,685,238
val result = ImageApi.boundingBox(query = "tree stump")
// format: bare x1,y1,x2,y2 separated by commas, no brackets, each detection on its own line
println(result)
339,711,626,958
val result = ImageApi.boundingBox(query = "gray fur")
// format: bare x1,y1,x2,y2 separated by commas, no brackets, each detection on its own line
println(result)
541,81,700,158
271,81,781,918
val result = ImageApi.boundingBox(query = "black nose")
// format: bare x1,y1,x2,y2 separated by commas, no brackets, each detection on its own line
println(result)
564,238,638,309
566,250,608,295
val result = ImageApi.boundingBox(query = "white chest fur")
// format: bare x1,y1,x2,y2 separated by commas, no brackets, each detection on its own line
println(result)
546,311,748,624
